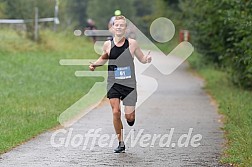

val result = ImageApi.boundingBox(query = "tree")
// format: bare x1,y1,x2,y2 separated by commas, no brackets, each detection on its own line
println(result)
132,0,154,36
1,0,55,40
86,0,136,29
3,0,54,19
179,0,252,89
66,0,89,28
0,1,6,18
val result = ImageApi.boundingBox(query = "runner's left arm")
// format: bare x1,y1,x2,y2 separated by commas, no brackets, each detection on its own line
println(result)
134,41,151,64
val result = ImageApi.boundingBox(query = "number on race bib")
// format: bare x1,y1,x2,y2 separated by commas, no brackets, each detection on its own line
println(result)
114,66,131,79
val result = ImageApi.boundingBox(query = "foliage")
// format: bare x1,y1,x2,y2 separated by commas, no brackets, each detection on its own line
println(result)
1,0,54,19
86,0,136,29
65,0,89,29
0,0,55,40
0,1,5,18
180,0,252,89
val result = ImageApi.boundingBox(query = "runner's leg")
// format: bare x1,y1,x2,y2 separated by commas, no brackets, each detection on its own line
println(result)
125,106,135,122
109,98,123,141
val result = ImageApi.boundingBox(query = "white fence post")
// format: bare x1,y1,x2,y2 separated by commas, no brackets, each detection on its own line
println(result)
54,0,59,32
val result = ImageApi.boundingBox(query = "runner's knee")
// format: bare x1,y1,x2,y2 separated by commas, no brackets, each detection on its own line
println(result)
125,111,135,120
113,109,121,119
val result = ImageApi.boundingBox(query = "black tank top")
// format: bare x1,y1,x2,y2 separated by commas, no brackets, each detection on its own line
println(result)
107,38,136,88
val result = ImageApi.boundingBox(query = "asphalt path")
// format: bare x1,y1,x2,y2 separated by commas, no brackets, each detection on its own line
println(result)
0,53,224,167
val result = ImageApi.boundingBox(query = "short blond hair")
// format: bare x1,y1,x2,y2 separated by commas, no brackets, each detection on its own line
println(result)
113,15,127,26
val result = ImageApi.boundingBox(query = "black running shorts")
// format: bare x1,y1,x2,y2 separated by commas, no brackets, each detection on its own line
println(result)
107,83,137,106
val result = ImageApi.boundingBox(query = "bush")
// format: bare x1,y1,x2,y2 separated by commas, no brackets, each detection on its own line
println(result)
179,0,252,89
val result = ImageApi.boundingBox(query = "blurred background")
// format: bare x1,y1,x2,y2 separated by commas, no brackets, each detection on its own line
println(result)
0,0,251,166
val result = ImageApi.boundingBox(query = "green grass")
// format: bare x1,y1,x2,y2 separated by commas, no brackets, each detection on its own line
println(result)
0,29,104,153
188,52,252,167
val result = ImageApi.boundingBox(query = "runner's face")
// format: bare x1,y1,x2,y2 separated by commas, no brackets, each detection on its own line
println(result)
113,19,126,37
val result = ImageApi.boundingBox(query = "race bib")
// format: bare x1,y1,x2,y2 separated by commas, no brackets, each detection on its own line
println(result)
114,66,131,79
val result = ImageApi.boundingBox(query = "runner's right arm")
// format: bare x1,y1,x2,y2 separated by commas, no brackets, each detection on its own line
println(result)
89,41,109,71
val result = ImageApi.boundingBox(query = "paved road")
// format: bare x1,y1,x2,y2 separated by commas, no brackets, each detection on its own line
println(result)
0,53,224,166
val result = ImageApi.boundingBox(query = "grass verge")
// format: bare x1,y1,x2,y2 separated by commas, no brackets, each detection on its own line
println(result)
0,28,104,154
188,51,252,167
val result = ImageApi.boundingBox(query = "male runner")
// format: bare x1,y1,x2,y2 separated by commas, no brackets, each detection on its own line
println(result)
89,15,151,153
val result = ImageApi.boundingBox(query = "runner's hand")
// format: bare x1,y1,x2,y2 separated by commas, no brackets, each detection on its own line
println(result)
89,62,96,71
